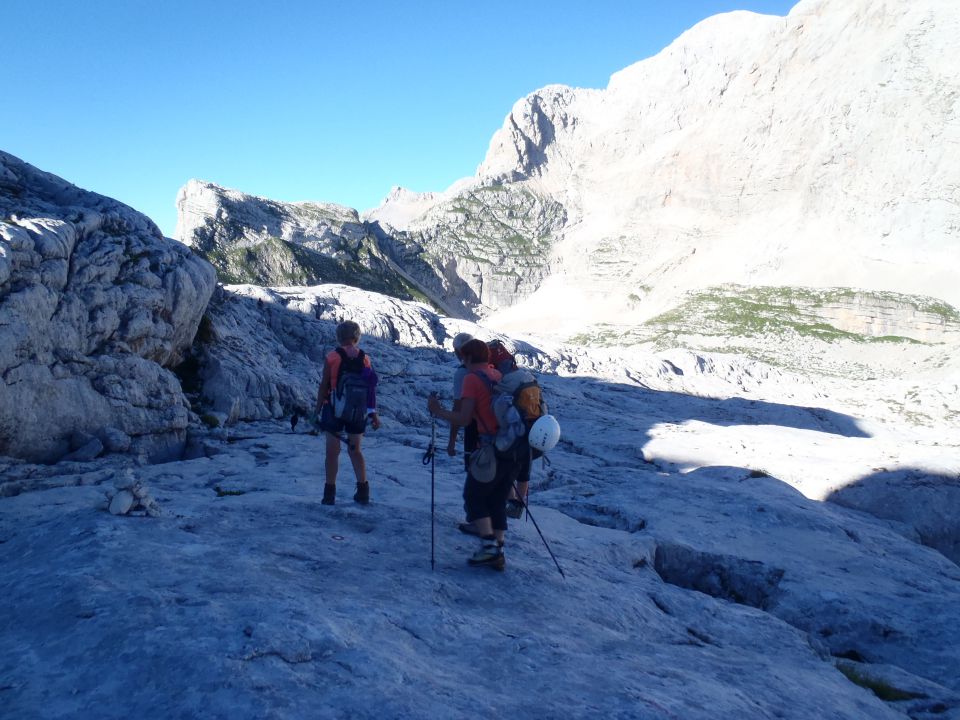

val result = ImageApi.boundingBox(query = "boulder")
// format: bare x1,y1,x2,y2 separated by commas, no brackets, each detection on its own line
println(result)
108,490,135,516
62,438,104,463
0,151,217,463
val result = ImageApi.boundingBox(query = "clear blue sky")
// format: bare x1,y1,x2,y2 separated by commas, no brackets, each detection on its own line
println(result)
2,0,795,237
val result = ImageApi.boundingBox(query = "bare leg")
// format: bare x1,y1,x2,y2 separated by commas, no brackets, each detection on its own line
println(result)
473,516,493,538
325,433,340,487
347,434,366,485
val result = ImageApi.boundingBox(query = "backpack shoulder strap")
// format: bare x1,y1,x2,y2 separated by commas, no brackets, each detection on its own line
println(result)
471,369,496,392
335,347,365,373
469,370,497,436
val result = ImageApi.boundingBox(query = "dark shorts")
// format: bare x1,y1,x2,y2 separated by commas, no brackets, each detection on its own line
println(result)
319,403,367,436
463,440,525,532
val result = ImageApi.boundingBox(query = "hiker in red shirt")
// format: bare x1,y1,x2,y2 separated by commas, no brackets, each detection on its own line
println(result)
427,339,522,570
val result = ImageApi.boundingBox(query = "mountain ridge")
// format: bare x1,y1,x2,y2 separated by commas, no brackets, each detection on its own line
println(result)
176,0,959,346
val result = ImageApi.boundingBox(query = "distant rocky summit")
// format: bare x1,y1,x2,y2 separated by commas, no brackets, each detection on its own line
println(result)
176,179,566,320
0,152,216,463
175,180,426,303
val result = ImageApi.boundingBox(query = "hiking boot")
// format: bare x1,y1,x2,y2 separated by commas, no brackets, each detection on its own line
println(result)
505,499,524,519
468,539,505,571
321,484,336,505
458,522,481,536
353,482,370,505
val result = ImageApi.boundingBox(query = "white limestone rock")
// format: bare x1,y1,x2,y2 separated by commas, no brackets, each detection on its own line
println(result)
829,469,960,565
378,185,567,314
194,281,506,424
176,178,567,321
0,151,217,463
107,490,135,515
99,427,132,454
104,469,161,516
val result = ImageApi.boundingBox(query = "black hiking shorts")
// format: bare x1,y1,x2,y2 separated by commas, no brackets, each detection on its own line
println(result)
463,441,523,531
319,403,367,436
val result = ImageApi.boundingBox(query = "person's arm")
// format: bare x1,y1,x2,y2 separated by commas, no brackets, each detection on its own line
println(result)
446,399,462,455
429,395,475,427
316,360,331,414
447,367,468,454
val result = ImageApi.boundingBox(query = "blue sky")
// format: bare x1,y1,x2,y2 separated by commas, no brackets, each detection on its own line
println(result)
2,0,795,237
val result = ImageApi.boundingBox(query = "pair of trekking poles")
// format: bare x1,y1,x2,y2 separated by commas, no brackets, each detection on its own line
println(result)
423,414,565,578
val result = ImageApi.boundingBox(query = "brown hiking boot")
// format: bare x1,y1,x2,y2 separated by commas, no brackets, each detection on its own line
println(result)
468,539,505,571
321,484,336,505
353,482,370,505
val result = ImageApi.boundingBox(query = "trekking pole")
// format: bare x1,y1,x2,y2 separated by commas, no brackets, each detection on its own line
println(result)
422,411,437,571
512,481,565,579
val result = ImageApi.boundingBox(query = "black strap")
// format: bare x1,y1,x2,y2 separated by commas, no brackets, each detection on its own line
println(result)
335,347,365,373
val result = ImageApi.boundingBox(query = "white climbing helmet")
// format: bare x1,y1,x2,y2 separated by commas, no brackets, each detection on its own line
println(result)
528,414,561,453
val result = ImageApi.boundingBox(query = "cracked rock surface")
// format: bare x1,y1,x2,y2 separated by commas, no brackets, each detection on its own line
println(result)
0,151,216,462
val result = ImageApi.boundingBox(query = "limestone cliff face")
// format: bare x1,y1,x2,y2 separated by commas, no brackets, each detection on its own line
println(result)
179,0,958,340
641,285,960,368
0,152,217,463
382,0,960,338
373,184,567,314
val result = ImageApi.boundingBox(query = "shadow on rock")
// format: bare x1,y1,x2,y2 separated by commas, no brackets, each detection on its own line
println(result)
828,468,960,566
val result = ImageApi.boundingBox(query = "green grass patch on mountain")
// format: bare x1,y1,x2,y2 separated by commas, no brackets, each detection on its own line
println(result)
644,285,956,345
422,185,566,266
836,663,924,702
203,236,413,299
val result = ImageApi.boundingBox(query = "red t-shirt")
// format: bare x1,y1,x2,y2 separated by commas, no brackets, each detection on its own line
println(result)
461,366,502,435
